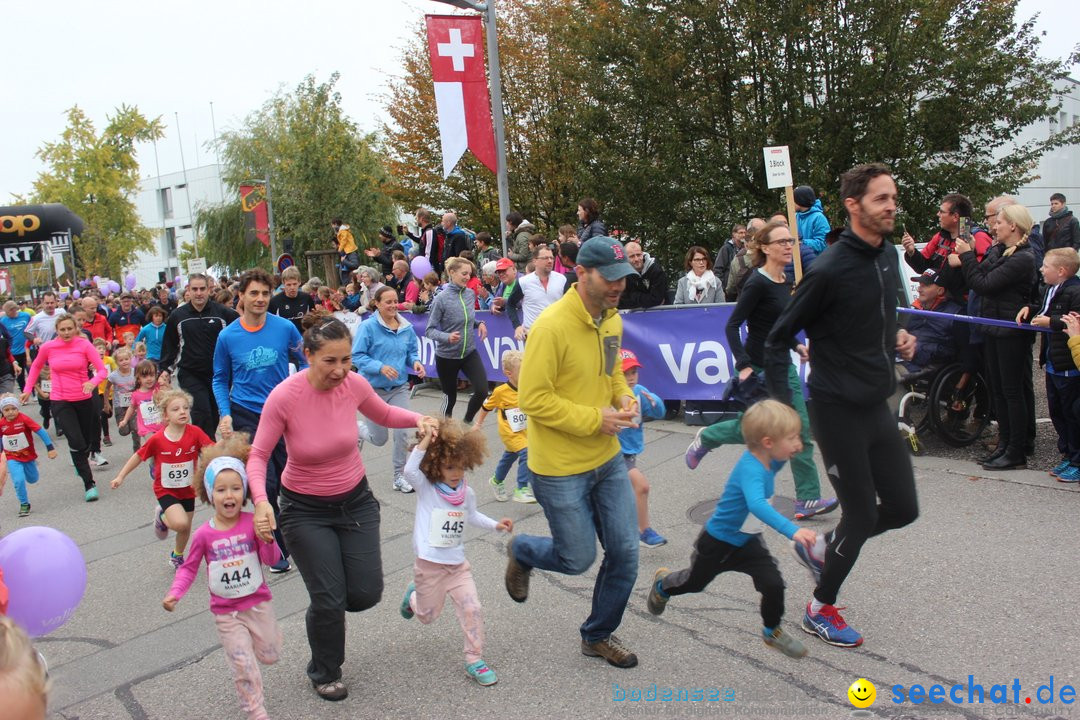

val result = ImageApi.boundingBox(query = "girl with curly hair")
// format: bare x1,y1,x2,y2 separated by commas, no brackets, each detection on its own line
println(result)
399,418,512,686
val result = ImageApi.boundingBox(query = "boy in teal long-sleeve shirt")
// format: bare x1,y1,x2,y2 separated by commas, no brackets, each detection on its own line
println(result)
647,399,818,660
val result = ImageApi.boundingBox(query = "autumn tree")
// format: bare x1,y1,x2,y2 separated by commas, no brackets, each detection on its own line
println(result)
197,73,398,270
565,0,1080,269
29,105,164,277
381,0,590,240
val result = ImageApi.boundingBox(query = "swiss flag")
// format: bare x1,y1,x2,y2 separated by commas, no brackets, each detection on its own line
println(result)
425,15,497,178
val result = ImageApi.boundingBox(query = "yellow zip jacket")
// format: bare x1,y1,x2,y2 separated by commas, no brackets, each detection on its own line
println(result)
337,225,358,255
518,286,634,476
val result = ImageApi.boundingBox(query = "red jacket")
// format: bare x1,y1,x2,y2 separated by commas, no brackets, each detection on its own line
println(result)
83,312,113,344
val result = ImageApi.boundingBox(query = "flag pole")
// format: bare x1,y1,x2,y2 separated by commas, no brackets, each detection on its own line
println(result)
483,1,510,256
264,174,278,263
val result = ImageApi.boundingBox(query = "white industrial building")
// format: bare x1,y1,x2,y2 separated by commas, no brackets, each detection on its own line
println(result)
1005,78,1080,218
129,164,224,290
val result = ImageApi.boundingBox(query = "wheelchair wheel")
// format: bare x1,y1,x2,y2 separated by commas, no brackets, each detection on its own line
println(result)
928,365,991,447
898,388,932,455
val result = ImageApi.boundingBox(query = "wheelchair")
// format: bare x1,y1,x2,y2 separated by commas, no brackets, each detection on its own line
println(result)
897,361,991,454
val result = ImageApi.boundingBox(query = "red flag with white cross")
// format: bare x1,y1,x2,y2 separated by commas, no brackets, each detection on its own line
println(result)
425,15,497,178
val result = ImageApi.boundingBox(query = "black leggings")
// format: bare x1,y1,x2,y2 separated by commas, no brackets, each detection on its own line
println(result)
52,399,97,490
809,400,919,605
177,369,219,439
435,351,489,423
984,334,1034,457
662,531,784,628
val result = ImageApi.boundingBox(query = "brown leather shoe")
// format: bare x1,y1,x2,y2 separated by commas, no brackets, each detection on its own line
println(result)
581,634,639,668
505,536,531,603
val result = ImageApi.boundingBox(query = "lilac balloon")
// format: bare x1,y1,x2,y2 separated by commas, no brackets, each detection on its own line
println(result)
125,274,137,290
0,527,88,637
78,280,89,288
109,281,121,294
410,256,432,280
58,291,69,300
92,275,101,285
72,290,80,299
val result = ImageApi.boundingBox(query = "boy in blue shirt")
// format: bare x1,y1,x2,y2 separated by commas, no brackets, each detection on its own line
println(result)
647,399,818,659
617,349,667,547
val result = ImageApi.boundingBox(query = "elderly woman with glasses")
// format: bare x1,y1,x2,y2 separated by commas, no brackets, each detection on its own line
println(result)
674,246,723,304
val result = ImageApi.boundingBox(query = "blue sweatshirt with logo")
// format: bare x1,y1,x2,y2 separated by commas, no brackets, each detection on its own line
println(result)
212,314,306,416
705,450,799,546
352,313,421,390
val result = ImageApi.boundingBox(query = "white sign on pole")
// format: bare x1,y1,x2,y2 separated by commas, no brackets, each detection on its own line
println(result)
187,257,207,275
763,146,793,189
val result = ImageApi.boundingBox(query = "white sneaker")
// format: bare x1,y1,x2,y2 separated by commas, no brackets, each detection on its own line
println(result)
393,475,414,494
91,453,109,467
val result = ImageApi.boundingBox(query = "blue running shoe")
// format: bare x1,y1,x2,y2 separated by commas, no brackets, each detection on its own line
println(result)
685,429,710,470
639,527,667,548
401,582,415,619
1057,464,1080,483
465,659,498,686
791,540,824,584
1050,459,1072,477
801,603,863,647
794,497,839,520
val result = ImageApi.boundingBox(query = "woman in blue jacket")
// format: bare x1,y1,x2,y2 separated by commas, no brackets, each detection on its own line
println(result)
352,285,426,493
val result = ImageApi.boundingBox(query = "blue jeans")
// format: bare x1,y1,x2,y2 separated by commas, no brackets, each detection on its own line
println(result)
494,448,531,490
511,452,639,643
7,459,39,504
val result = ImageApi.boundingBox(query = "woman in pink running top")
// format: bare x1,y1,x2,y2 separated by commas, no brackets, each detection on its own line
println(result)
21,314,108,501
248,308,438,702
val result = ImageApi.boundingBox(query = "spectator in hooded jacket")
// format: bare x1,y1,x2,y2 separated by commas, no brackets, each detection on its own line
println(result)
576,198,607,242
365,226,405,277
619,241,668,309
793,185,830,254
715,224,746,300
505,212,536,271
1043,193,1080,252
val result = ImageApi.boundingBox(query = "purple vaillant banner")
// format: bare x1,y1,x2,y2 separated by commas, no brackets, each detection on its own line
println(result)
398,304,805,401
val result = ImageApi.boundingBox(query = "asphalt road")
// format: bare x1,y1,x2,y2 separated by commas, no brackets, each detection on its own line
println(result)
9,387,1078,720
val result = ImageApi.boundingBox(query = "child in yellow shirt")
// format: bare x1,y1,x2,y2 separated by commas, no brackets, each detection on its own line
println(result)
472,351,535,504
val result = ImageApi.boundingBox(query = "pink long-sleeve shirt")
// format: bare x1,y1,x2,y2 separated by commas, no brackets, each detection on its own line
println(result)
23,336,107,401
247,370,421,502
169,512,279,614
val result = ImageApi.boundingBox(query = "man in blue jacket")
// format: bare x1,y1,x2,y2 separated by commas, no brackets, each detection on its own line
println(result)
902,270,962,374
794,185,830,254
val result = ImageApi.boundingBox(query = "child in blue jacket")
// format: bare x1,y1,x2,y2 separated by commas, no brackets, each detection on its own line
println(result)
617,349,667,547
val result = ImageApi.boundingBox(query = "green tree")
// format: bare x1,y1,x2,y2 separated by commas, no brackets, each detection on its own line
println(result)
564,0,1080,270
381,0,591,239
29,105,164,278
197,73,398,272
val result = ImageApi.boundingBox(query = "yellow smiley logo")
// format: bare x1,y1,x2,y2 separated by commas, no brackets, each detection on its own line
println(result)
848,678,876,708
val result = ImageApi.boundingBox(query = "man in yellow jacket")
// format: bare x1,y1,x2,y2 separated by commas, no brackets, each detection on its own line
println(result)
506,236,642,668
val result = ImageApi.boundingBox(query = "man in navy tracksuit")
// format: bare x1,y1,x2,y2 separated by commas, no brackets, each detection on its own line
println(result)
765,163,920,648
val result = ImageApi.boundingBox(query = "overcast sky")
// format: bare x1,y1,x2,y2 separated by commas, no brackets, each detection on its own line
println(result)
2,0,1075,203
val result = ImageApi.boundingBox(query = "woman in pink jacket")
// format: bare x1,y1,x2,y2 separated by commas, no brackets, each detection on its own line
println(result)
247,308,437,702
21,314,108,501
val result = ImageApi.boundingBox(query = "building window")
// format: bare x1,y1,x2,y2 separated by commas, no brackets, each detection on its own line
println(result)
1061,111,1069,131
164,227,177,258
1073,114,1079,127
159,187,173,219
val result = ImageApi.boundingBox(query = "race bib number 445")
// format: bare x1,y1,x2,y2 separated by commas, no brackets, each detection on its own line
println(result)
427,507,466,548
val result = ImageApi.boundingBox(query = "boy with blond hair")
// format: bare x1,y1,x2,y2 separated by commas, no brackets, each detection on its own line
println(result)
473,350,535,503
1018,247,1080,480
647,399,816,659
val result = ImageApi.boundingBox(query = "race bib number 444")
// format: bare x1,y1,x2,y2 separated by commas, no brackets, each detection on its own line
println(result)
208,553,263,599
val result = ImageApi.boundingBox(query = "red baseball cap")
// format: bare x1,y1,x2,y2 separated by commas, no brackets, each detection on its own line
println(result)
495,257,514,271
620,348,642,371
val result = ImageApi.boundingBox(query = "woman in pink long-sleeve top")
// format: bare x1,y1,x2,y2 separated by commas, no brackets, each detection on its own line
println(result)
246,309,437,702
21,314,108,501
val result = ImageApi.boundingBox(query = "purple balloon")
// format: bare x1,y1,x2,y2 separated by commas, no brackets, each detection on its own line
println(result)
72,290,80,299
78,280,89,288
109,281,121,294
0,527,87,637
410,256,432,280
58,291,69,300
125,274,137,290
92,275,101,285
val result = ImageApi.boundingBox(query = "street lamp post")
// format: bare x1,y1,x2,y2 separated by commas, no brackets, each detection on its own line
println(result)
431,0,511,255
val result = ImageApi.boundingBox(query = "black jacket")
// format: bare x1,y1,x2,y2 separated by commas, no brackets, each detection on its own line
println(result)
715,240,738,300
370,240,404,275
1026,275,1080,370
618,254,668,309
1043,209,1080,251
159,301,240,378
959,243,1037,338
765,228,899,406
